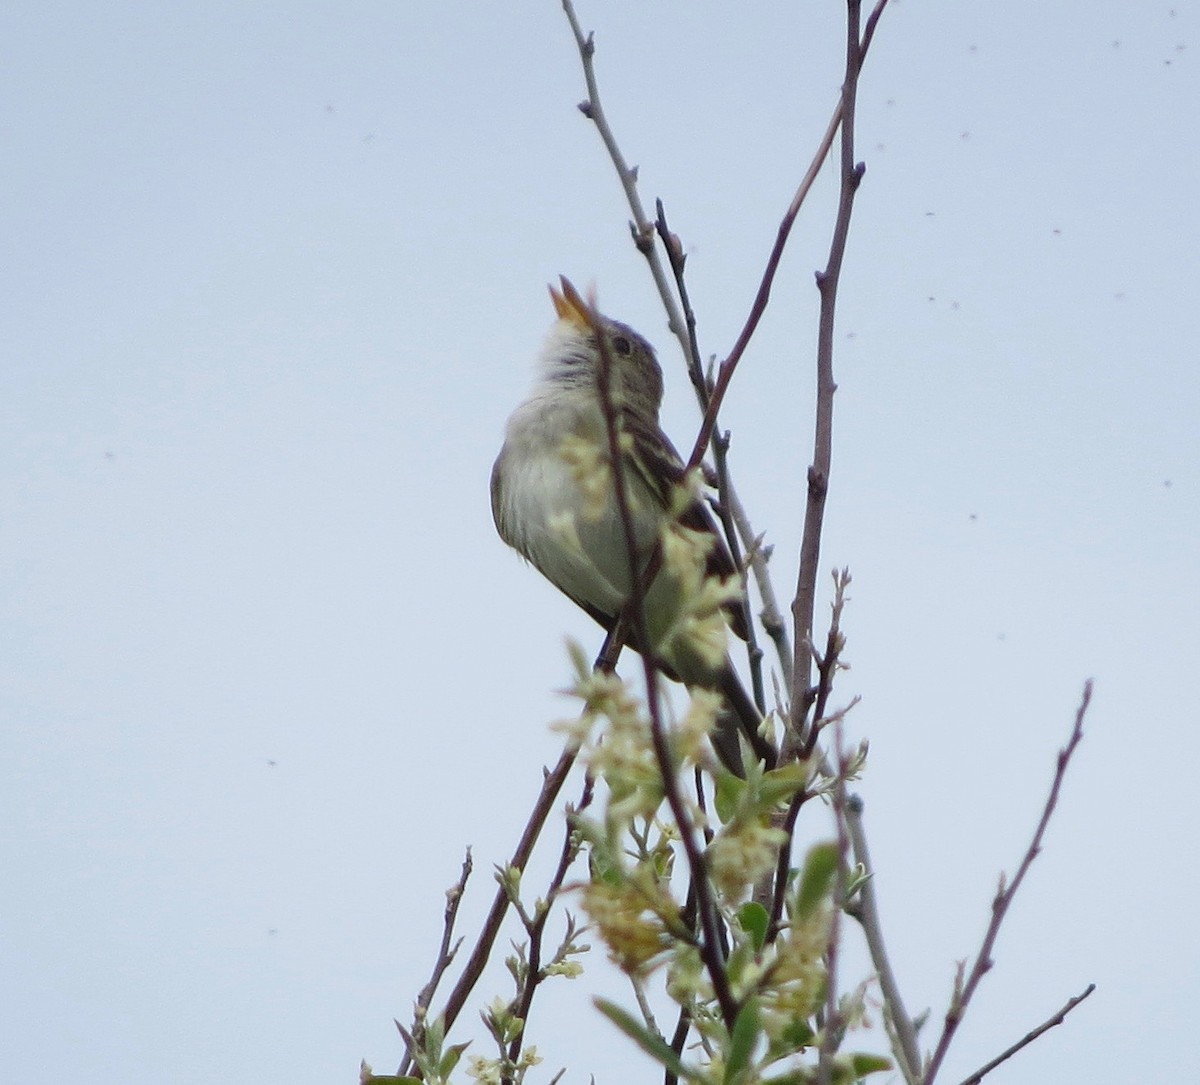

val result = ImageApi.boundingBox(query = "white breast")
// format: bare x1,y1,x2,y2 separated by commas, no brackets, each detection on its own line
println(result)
493,395,661,621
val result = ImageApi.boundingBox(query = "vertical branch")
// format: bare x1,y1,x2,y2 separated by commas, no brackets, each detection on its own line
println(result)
684,0,892,479
816,722,854,1085
586,300,740,1031
845,797,923,1083
787,0,868,753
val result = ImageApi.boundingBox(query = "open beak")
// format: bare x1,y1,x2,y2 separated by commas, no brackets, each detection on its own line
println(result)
548,276,597,331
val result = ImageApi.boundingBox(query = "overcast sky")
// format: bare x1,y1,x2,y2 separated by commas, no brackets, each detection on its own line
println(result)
3,2,1197,1083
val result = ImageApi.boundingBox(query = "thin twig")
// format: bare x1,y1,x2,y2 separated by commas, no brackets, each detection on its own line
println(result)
653,199,706,397
665,1005,692,1085
398,850,474,1074
587,295,739,1030
767,570,853,936
424,746,580,1052
953,984,1095,1085
564,1,797,703
504,777,596,1074
560,0,689,352
685,0,893,478
768,783,813,938
845,797,922,1084
729,488,794,688
921,681,1094,1085
786,0,871,755
798,568,852,761
816,719,854,1085
654,199,768,713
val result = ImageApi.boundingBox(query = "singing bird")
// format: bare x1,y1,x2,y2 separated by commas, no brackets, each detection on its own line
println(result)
491,279,774,775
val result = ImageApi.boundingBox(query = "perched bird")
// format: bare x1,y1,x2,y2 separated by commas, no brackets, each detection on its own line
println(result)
491,278,774,774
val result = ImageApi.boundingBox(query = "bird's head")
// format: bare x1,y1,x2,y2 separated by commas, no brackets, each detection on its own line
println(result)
540,277,664,418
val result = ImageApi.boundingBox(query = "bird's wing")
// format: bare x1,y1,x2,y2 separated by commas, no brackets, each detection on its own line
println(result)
623,409,750,643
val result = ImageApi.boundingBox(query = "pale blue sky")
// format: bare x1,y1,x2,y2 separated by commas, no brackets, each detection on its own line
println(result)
2,3,1197,1083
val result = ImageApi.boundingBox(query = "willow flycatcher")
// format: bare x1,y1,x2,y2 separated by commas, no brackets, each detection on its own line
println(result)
491,278,773,775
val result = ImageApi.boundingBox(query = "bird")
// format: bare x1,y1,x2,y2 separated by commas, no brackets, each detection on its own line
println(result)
490,278,774,775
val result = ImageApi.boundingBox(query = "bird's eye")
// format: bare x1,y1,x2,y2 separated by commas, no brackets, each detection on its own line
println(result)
611,334,633,356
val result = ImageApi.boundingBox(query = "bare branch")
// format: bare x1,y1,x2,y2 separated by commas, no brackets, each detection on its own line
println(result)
398,850,474,1074
730,488,794,690
423,745,581,1054
504,780,596,1071
561,0,803,695
816,720,855,1085
786,0,874,753
921,681,1094,1085
560,0,689,353
845,798,922,1084
685,0,892,478
953,984,1096,1085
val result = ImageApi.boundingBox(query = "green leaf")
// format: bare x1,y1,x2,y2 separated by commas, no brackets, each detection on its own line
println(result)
724,997,760,1084
423,1014,445,1058
439,1040,471,1078
737,901,770,952
714,772,746,823
795,842,839,918
757,762,811,807
766,1015,815,1059
361,1077,422,1085
849,1052,892,1076
588,844,624,887
595,997,691,1080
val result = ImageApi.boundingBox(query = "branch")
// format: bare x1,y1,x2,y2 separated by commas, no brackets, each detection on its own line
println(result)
587,294,740,1031
816,720,855,1085
560,0,689,354
562,0,800,693
767,569,853,935
921,681,1094,1085
504,777,596,1072
398,850,473,1074
685,0,892,478
953,984,1096,1085
845,798,922,1085
786,0,874,753
421,745,581,1055
799,568,852,761
655,198,768,712
729,487,794,690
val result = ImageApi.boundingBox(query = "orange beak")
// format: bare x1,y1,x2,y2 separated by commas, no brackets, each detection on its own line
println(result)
548,276,597,331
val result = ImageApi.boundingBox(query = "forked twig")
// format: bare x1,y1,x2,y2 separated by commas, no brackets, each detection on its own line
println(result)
504,777,596,1071
397,850,473,1070
686,0,892,478
921,681,1094,1084
398,745,582,1077
561,0,793,689
954,984,1095,1085
786,0,876,753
